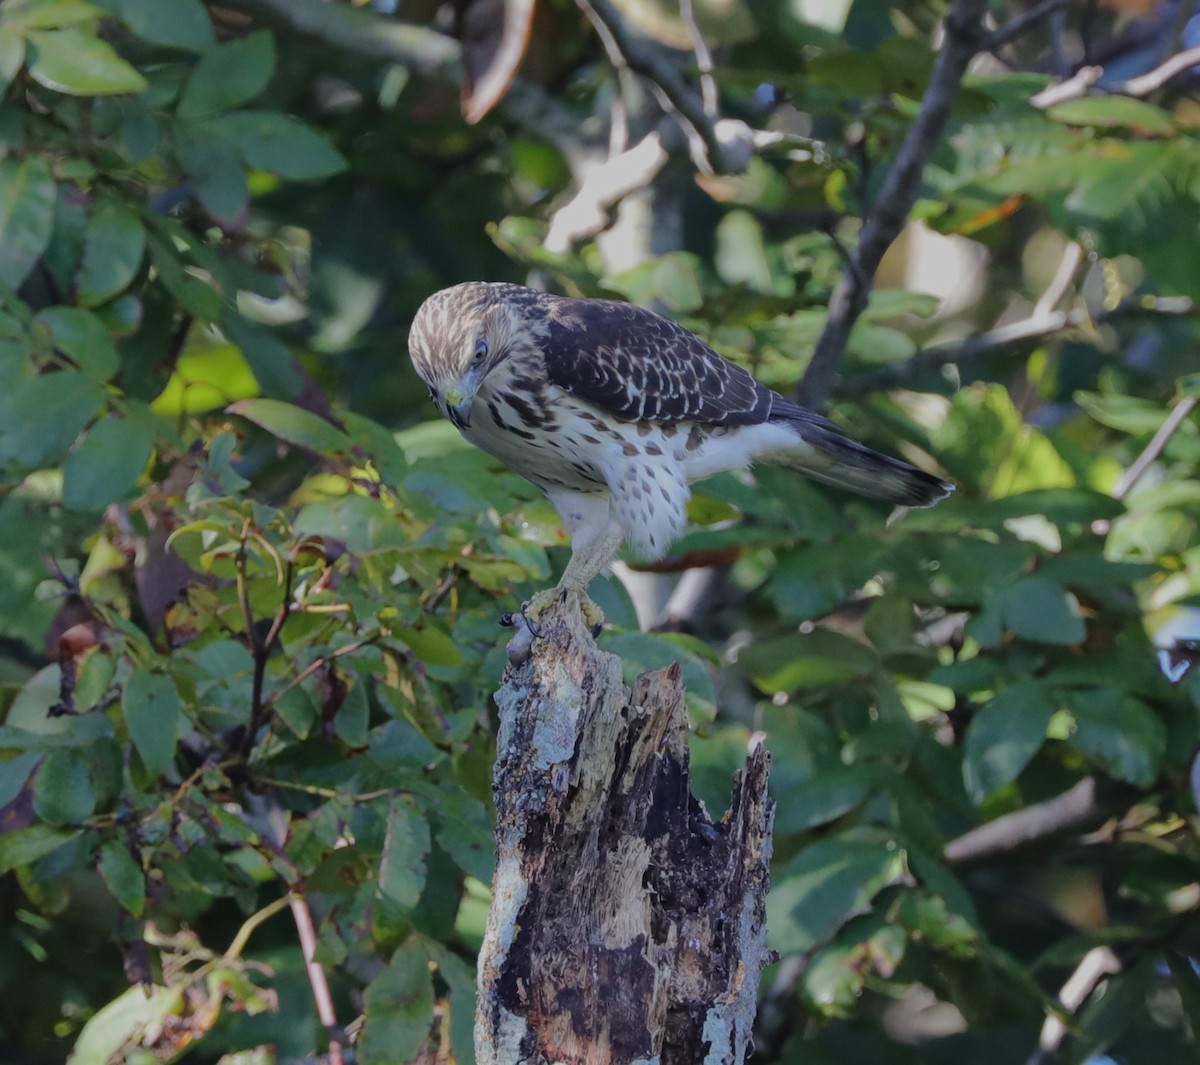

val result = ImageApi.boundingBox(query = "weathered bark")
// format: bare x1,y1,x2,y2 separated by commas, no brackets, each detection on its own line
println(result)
477,590,775,1065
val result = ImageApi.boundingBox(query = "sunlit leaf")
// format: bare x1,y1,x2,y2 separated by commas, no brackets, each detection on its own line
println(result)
27,27,147,94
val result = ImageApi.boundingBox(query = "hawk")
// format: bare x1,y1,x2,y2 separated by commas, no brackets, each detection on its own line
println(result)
409,282,952,623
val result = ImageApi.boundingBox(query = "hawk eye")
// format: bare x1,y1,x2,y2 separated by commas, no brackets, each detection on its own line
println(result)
473,337,488,364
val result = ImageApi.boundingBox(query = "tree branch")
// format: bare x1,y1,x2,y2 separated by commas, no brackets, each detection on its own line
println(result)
797,0,991,409
1031,43,1200,108
576,0,736,173
1027,946,1121,1065
836,294,1197,397
1114,395,1199,500
944,776,1122,869
984,0,1071,52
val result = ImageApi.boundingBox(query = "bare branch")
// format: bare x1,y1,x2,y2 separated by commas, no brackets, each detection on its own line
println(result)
545,132,670,254
1115,43,1200,96
837,295,1197,397
1027,946,1122,1065
944,776,1118,868
1030,64,1104,108
679,0,718,117
1112,395,1199,500
1033,240,1083,317
797,0,991,409
1031,44,1200,109
289,891,346,1065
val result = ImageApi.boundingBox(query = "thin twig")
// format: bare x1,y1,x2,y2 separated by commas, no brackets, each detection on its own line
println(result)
1116,43,1200,96
289,891,346,1065
1113,395,1199,501
984,0,1071,52
797,0,991,410
1032,240,1082,318
264,632,384,709
576,0,733,172
679,0,718,117
1027,946,1122,1065
1031,44,1200,109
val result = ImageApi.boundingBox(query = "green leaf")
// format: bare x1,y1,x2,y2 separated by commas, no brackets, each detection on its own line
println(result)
207,111,347,180
228,398,353,454
62,414,155,511
1166,951,1200,1037
92,0,215,51
741,630,877,693
33,306,119,381
1047,96,1174,135
334,672,368,748
962,681,1056,804
178,30,274,117
991,577,1085,645
122,668,182,778
27,27,148,95
358,939,435,1065
76,196,145,306
98,840,145,915
1065,142,1176,227
0,825,80,872
377,799,430,924
393,623,465,667
0,155,55,290
426,943,476,1065
0,370,104,468
1063,689,1165,788
221,311,303,398
0,750,41,808
0,32,26,94
174,123,248,224
2,0,99,31
772,766,880,836
767,833,906,953
33,747,96,824
68,983,183,1065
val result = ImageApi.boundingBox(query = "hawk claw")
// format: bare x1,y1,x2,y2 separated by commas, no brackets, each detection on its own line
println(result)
519,601,543,638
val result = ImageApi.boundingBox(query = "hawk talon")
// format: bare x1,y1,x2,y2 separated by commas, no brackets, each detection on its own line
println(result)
498,611,519,628
519,601,543,638
590,622,603,639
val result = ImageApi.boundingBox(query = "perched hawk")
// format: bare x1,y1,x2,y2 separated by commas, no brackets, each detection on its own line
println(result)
409,282,951,619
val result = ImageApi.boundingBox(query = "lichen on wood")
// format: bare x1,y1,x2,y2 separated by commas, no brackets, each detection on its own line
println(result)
476,590,775,1065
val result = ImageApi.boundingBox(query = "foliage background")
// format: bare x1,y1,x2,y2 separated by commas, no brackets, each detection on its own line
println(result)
2,0,1200,1062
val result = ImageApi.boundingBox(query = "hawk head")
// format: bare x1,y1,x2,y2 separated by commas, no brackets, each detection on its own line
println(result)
408,282,536,429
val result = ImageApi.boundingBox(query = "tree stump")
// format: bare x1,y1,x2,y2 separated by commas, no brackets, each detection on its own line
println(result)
477,590,775,1065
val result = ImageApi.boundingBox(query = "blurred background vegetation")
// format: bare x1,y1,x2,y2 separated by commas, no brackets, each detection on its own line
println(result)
1,0,1200,1062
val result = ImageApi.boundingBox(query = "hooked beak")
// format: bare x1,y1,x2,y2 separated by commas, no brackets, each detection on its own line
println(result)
443,387,472,429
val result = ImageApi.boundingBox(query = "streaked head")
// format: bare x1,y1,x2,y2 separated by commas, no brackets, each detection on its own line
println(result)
408,282,531,430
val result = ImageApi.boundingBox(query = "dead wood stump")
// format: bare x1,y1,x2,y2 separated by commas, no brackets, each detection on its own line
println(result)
477,591,775,1065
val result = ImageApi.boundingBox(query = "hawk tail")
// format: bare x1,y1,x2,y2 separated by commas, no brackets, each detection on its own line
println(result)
775,410,953,508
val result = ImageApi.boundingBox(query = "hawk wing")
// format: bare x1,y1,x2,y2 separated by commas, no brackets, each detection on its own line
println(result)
541,297,778,426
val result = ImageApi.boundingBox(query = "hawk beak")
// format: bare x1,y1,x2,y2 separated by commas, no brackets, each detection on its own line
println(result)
444,387,472,429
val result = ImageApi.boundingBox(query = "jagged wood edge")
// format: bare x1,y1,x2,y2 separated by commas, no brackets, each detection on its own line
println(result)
477,591,774,1065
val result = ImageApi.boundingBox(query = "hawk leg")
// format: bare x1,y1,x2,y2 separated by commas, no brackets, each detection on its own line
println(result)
509,491,623,637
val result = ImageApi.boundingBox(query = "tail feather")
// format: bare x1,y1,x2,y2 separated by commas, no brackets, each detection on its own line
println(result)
772,408,953,508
